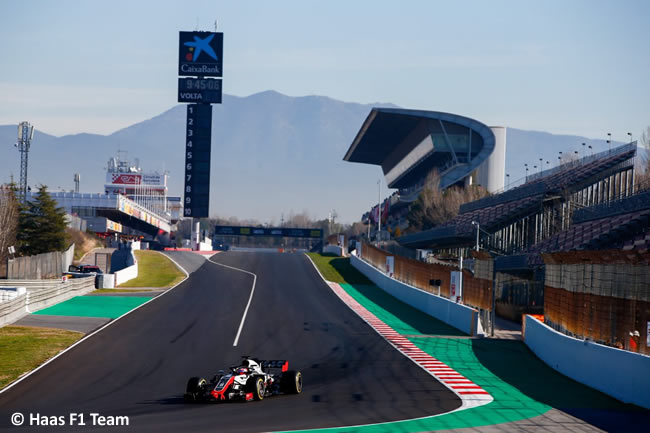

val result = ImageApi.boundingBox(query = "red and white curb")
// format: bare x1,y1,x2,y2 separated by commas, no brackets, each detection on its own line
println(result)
327,281,493,410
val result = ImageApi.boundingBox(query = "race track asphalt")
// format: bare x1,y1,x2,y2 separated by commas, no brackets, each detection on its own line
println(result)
0,252,460,432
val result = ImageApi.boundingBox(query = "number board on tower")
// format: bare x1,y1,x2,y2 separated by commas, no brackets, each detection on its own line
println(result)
183,104,212,218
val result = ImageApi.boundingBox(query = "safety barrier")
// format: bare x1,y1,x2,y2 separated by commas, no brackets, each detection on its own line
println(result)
360,242,492,311
0,293,27,327
542,251,650,355
7,244,75,279
114,248,138,286
0,278,96,327
323,245,344,256
523,315,650,409
350,254,483,336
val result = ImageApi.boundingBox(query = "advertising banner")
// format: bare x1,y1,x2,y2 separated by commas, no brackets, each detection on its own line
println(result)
450,271,460,301
109,173,164,186
178,31,223,77
213,225,323,238
386,256,395,278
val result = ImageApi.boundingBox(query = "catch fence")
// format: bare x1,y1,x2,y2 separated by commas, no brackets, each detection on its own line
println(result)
361,242,492,311
543,250,650,355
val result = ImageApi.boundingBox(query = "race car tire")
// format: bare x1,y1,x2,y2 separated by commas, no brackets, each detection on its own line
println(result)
280,370,302,394
246,376,265,401
185,376,207,402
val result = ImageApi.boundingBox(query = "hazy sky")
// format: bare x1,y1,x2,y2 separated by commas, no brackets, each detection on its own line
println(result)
1,0,649,142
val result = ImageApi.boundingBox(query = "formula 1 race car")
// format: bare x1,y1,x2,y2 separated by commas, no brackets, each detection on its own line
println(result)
184,356,303,402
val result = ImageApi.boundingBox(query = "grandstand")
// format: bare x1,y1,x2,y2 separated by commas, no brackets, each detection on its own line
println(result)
345,107,648,351
399,142,639,255
344,108,506,234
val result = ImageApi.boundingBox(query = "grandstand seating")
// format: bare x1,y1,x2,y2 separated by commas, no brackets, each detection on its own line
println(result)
400,142,639,252
622,231,650,252
460,143,636,213
530,209,650,253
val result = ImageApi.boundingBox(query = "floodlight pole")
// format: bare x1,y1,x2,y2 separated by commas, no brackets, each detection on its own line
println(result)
16,121,35,204
607,133,611,152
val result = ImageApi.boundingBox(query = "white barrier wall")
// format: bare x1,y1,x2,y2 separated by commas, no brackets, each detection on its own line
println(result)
114,249,138,286
351,255,481,336
323,245,344,256
198,241,212,251
524,315,650,409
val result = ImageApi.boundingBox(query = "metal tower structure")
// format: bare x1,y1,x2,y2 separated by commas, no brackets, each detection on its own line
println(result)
15,121,35,203
74,173,80,193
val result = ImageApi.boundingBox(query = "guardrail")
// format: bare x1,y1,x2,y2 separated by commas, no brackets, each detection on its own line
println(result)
0,278,95,326
573,189,650,223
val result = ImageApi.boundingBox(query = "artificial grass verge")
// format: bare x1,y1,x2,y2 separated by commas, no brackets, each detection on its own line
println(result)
0,326,82,390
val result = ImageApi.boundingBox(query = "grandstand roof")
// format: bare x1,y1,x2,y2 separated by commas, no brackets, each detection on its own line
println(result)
344,108,496,190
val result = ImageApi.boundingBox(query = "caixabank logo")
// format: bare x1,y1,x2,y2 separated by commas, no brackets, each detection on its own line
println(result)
178,31,223,77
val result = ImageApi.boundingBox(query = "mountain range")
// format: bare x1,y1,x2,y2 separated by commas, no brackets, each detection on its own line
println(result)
0,90,634,223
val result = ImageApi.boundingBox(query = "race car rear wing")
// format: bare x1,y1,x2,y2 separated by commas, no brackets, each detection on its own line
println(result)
261,360,289,372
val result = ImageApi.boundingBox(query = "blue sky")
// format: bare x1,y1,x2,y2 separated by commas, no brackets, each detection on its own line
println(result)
1,0,649,142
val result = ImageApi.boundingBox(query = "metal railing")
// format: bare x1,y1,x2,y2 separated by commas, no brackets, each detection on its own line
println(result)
572,189,650,223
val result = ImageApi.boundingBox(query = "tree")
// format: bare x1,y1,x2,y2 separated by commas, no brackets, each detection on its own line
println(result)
0,184,19,274
407,169,489,232
16,185,69,256
635,126,650,191
641,126,650,149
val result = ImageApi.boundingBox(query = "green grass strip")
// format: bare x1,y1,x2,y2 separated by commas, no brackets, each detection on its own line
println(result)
119,250,185,288
0,326,82,390
33,296,150,319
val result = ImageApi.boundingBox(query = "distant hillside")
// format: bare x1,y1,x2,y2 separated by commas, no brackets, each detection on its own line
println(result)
0,91,395,223
0,90,634,223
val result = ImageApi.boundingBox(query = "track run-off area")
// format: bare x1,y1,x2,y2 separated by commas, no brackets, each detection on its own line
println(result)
1,251,648,432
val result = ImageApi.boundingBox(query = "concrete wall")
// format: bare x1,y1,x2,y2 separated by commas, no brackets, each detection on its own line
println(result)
323,245,344,256
61,243,75,274
114,249,138,286
198,241,212,251
8,244,75,279
524,315,650,409
351,255,481,336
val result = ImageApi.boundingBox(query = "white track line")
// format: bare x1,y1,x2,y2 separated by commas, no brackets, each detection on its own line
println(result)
0,251,192,395
206,258,257,347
